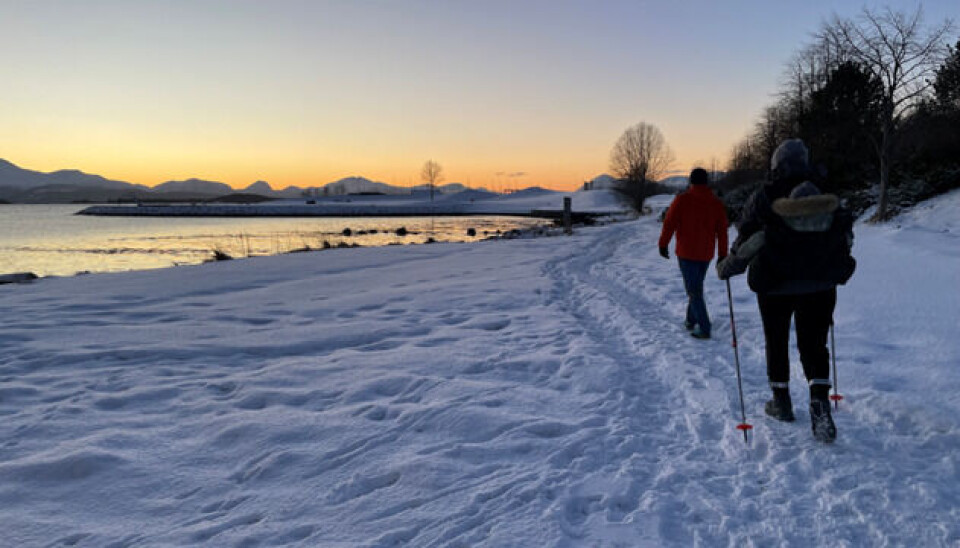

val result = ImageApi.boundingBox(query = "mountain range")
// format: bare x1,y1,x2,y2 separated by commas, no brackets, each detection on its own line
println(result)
0,159,483,204
0,159,636,204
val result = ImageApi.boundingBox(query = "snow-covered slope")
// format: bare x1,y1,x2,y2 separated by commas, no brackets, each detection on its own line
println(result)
1,190,958,546
587,173,619,189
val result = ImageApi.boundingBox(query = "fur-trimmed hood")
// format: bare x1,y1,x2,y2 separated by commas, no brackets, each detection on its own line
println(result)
772,194,839,232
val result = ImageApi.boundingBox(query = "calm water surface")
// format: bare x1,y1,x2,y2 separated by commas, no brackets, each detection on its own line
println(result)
0,205,546,277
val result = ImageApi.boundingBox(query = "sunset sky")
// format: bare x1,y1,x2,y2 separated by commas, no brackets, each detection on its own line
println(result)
2,1,957,191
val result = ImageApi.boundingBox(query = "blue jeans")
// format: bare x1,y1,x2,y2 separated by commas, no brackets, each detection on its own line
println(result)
679,258,711,335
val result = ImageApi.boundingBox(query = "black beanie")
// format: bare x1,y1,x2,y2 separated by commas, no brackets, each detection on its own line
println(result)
690,168,709,185
770,139,810,181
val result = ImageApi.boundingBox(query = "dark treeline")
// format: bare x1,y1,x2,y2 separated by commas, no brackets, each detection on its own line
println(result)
722,6,960,221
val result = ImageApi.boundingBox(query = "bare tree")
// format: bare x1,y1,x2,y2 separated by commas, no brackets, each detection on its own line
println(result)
820,6,953,220
780,31,852,137
421,160,443,202
755,104,797,168
610,122,674,211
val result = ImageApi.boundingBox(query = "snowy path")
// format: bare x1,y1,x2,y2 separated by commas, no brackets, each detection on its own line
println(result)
542,218,960,546
2,201,959,546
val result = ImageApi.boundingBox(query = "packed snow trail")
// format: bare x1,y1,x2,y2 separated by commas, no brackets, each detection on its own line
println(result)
1,194,959,546
542,214,960,546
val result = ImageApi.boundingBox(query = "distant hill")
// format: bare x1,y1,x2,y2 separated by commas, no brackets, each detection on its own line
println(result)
207,193,276,204
0,158,497,203
586,174,693,190
657,172,726,189
587,174,620,190
0,184,147,204
0,159,295,203
244,181,275,195
0,159,148,191
658,175,690,189
411,183,471,194
319,177,407,196
153,179,234,196
0,159,281,203
509,186,554,198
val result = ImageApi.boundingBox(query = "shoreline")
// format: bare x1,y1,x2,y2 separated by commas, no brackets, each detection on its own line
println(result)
0,215,619,284
75,203,617,222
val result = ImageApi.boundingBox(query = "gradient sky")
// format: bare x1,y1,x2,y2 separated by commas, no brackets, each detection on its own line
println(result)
2,1,957,191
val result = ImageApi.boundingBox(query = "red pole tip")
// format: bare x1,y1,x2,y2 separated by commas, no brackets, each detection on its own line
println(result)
736,423,753,431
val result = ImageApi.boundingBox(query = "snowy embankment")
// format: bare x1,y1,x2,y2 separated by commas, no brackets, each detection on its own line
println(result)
1,190,958,546
77,188,628,218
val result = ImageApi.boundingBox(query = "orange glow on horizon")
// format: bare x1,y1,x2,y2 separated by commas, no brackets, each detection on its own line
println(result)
3,149,725,194
0,108,739,191
4,154,597,193
9,1,941,199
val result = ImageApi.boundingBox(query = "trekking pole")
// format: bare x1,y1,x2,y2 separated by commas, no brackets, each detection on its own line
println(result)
830,322,843,410
725,279,752,443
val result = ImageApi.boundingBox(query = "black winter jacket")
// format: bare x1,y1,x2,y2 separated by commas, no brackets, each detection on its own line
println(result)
723,183,855,295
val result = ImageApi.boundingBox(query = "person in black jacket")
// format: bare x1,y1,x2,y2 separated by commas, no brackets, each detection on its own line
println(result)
717,139,855,443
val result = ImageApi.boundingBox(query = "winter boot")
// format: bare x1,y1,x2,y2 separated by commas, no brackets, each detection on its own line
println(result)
690,325,710,339
684,320,695,331
810,385,837,443
764,387,795,422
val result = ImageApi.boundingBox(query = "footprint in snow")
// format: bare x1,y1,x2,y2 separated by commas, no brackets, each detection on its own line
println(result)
327,471,402,504
464,317,512,331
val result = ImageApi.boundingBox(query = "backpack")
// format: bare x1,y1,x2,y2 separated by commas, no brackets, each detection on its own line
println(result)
747,207,855,293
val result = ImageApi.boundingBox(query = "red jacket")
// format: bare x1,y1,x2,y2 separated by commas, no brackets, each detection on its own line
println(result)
658,184,729,261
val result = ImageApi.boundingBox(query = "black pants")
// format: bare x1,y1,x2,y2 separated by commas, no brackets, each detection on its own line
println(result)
757,289,836,386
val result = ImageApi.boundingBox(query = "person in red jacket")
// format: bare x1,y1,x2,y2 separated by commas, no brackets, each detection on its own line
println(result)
658,168,729,339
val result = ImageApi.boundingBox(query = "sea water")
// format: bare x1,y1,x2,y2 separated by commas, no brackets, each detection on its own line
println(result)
0,205,547,277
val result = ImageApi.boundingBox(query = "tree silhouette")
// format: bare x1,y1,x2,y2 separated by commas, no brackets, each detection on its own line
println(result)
610,122,674,212
819,6,953,220
799,61,884,193
934,39,960,112
421,160,443,202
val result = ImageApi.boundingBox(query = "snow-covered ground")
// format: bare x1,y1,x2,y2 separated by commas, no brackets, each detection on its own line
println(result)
1,189,958,546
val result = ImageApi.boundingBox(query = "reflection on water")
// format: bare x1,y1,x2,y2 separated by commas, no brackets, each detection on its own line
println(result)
0,205,548,277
